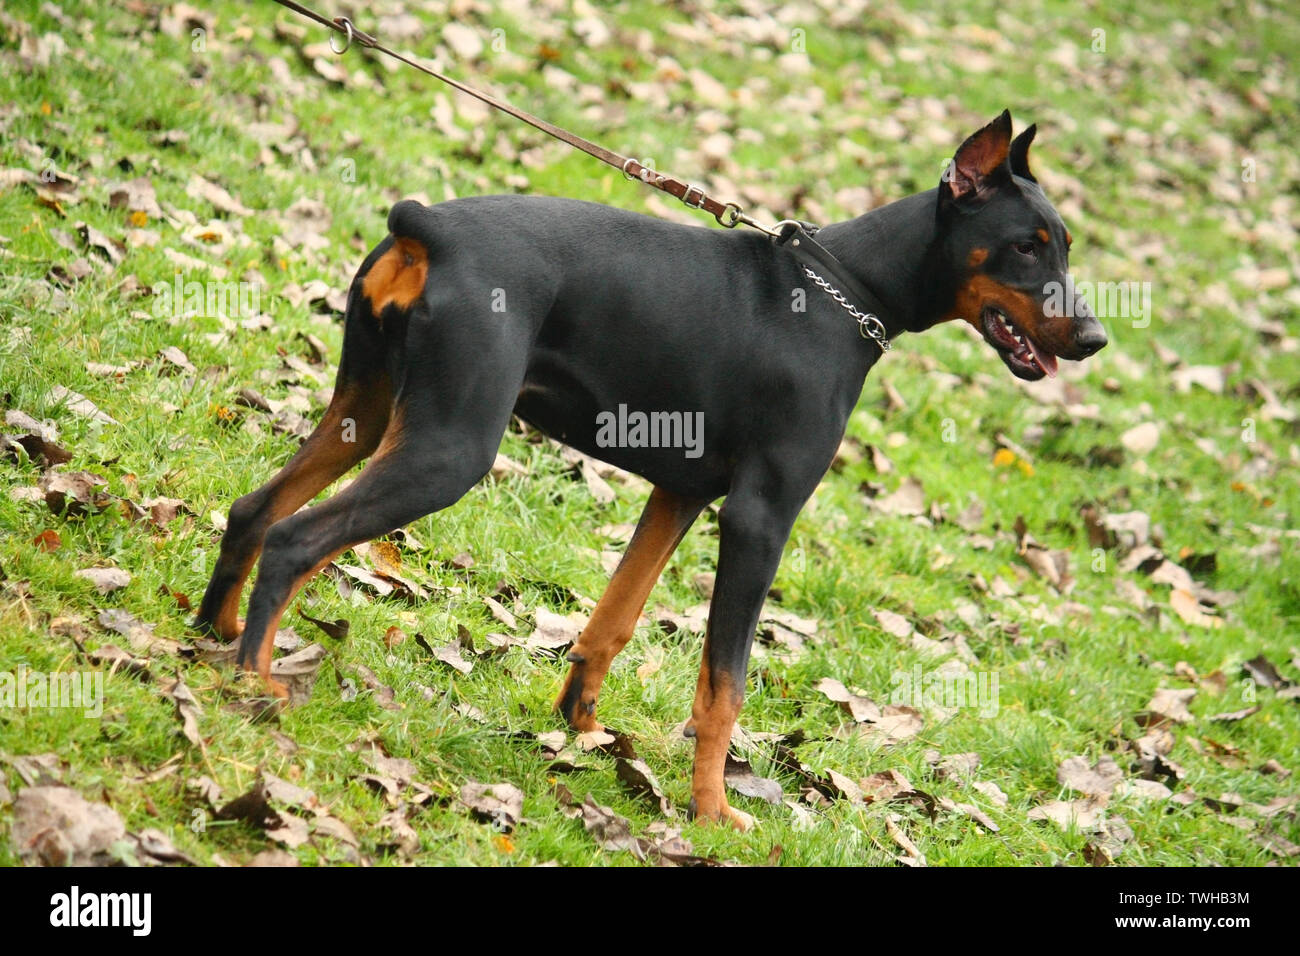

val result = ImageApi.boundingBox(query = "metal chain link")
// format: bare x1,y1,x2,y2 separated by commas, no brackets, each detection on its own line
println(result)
802,267,891,352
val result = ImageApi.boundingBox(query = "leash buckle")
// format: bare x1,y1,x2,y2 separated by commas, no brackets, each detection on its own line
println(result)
680,183,706,209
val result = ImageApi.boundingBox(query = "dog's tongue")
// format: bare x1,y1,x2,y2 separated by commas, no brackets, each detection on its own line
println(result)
1025,335,1058,378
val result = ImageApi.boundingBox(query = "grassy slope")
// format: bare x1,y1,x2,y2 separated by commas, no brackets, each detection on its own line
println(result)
0,0,1296,865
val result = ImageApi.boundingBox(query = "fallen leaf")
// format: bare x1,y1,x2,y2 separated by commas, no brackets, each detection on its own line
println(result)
814,677,881,723
48,385,118,425
41,469,110,516
74,567,131,595
527,607,587,651
972,780,1009,807
1057,755,1124,797
270,642,328,706
460,781,524,832
1120,422,1160,455
96,609,185,657
1140,687,1197,725
1027,798,1104,831
186,174,253,217
75,221,125,266
1170,588,1223,628
1207,706,1260,722
1083,816,1134,865
246,849,298,867
866,705,925,743
724,754,783,805
1170,365,1225,394
939,798,1000,833
108,177,163,219
575,794,643,857
874,608,913,638
885,814,925,866
11,786,126,866
490,453,528,480
483,595,517,630
32,529,61,552
432,636,473,675
298,610,349,640
86,644,150,681
860,769,914,802
1243,655,1290,690
616,757,674,816
162,676,203,746
874,476,925,516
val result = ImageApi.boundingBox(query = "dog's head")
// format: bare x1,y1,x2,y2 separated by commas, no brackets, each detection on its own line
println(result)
932,111,1106,380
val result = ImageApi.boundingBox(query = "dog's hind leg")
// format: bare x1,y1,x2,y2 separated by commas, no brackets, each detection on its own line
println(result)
195,267,399,642
556,487,708,730
234,308,530,695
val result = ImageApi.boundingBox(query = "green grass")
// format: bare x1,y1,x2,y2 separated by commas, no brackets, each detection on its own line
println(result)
0,0,1297,866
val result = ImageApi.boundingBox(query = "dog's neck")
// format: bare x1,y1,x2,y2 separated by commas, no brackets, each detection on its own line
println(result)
815,188,948,338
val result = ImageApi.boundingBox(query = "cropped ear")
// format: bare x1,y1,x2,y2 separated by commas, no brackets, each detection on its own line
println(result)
1009,123,1038,183
939,110,1012,213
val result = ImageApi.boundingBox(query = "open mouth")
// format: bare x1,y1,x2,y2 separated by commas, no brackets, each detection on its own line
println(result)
980,305,1058,380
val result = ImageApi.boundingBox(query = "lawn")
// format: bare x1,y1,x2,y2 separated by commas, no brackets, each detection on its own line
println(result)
0,0,1296,866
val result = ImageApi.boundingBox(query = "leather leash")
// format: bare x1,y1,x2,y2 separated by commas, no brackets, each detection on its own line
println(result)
268,0,891,351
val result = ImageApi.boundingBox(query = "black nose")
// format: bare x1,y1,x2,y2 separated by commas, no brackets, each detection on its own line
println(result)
1074,325,1108,357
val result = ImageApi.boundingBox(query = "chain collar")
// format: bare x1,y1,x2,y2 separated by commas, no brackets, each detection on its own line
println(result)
801,267,891,352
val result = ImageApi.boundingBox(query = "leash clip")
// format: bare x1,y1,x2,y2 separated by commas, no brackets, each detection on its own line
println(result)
716,202,743,228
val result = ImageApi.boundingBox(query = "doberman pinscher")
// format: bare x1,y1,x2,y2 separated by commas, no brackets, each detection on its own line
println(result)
196,111,1105,829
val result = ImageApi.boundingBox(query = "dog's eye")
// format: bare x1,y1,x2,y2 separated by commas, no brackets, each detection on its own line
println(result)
1013,240,1037,258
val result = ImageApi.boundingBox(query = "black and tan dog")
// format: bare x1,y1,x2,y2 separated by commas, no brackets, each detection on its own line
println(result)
197,111,1105,829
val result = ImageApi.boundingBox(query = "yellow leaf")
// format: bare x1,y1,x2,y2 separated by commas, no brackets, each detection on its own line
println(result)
992,448,1016,468
492,834,515,854
128,209,148,227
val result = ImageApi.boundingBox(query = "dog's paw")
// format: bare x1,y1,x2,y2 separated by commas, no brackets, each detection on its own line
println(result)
193,614,244,644
723,805,755,832
689,795,755,832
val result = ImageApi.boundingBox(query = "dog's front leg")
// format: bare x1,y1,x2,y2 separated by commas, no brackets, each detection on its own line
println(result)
685,488,802,831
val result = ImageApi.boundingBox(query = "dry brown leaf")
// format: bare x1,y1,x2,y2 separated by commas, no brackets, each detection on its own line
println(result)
527,607,586,651
874,476,925,516
12,786,126,866
1027,798,1104,831
460,781,524,832
814,677,881,723
1057,755,1124,797
74,567,131,595
270,642,328,706
724,754,783,805
1142,687,1197,725
162,676,202,747
874,608,913,638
